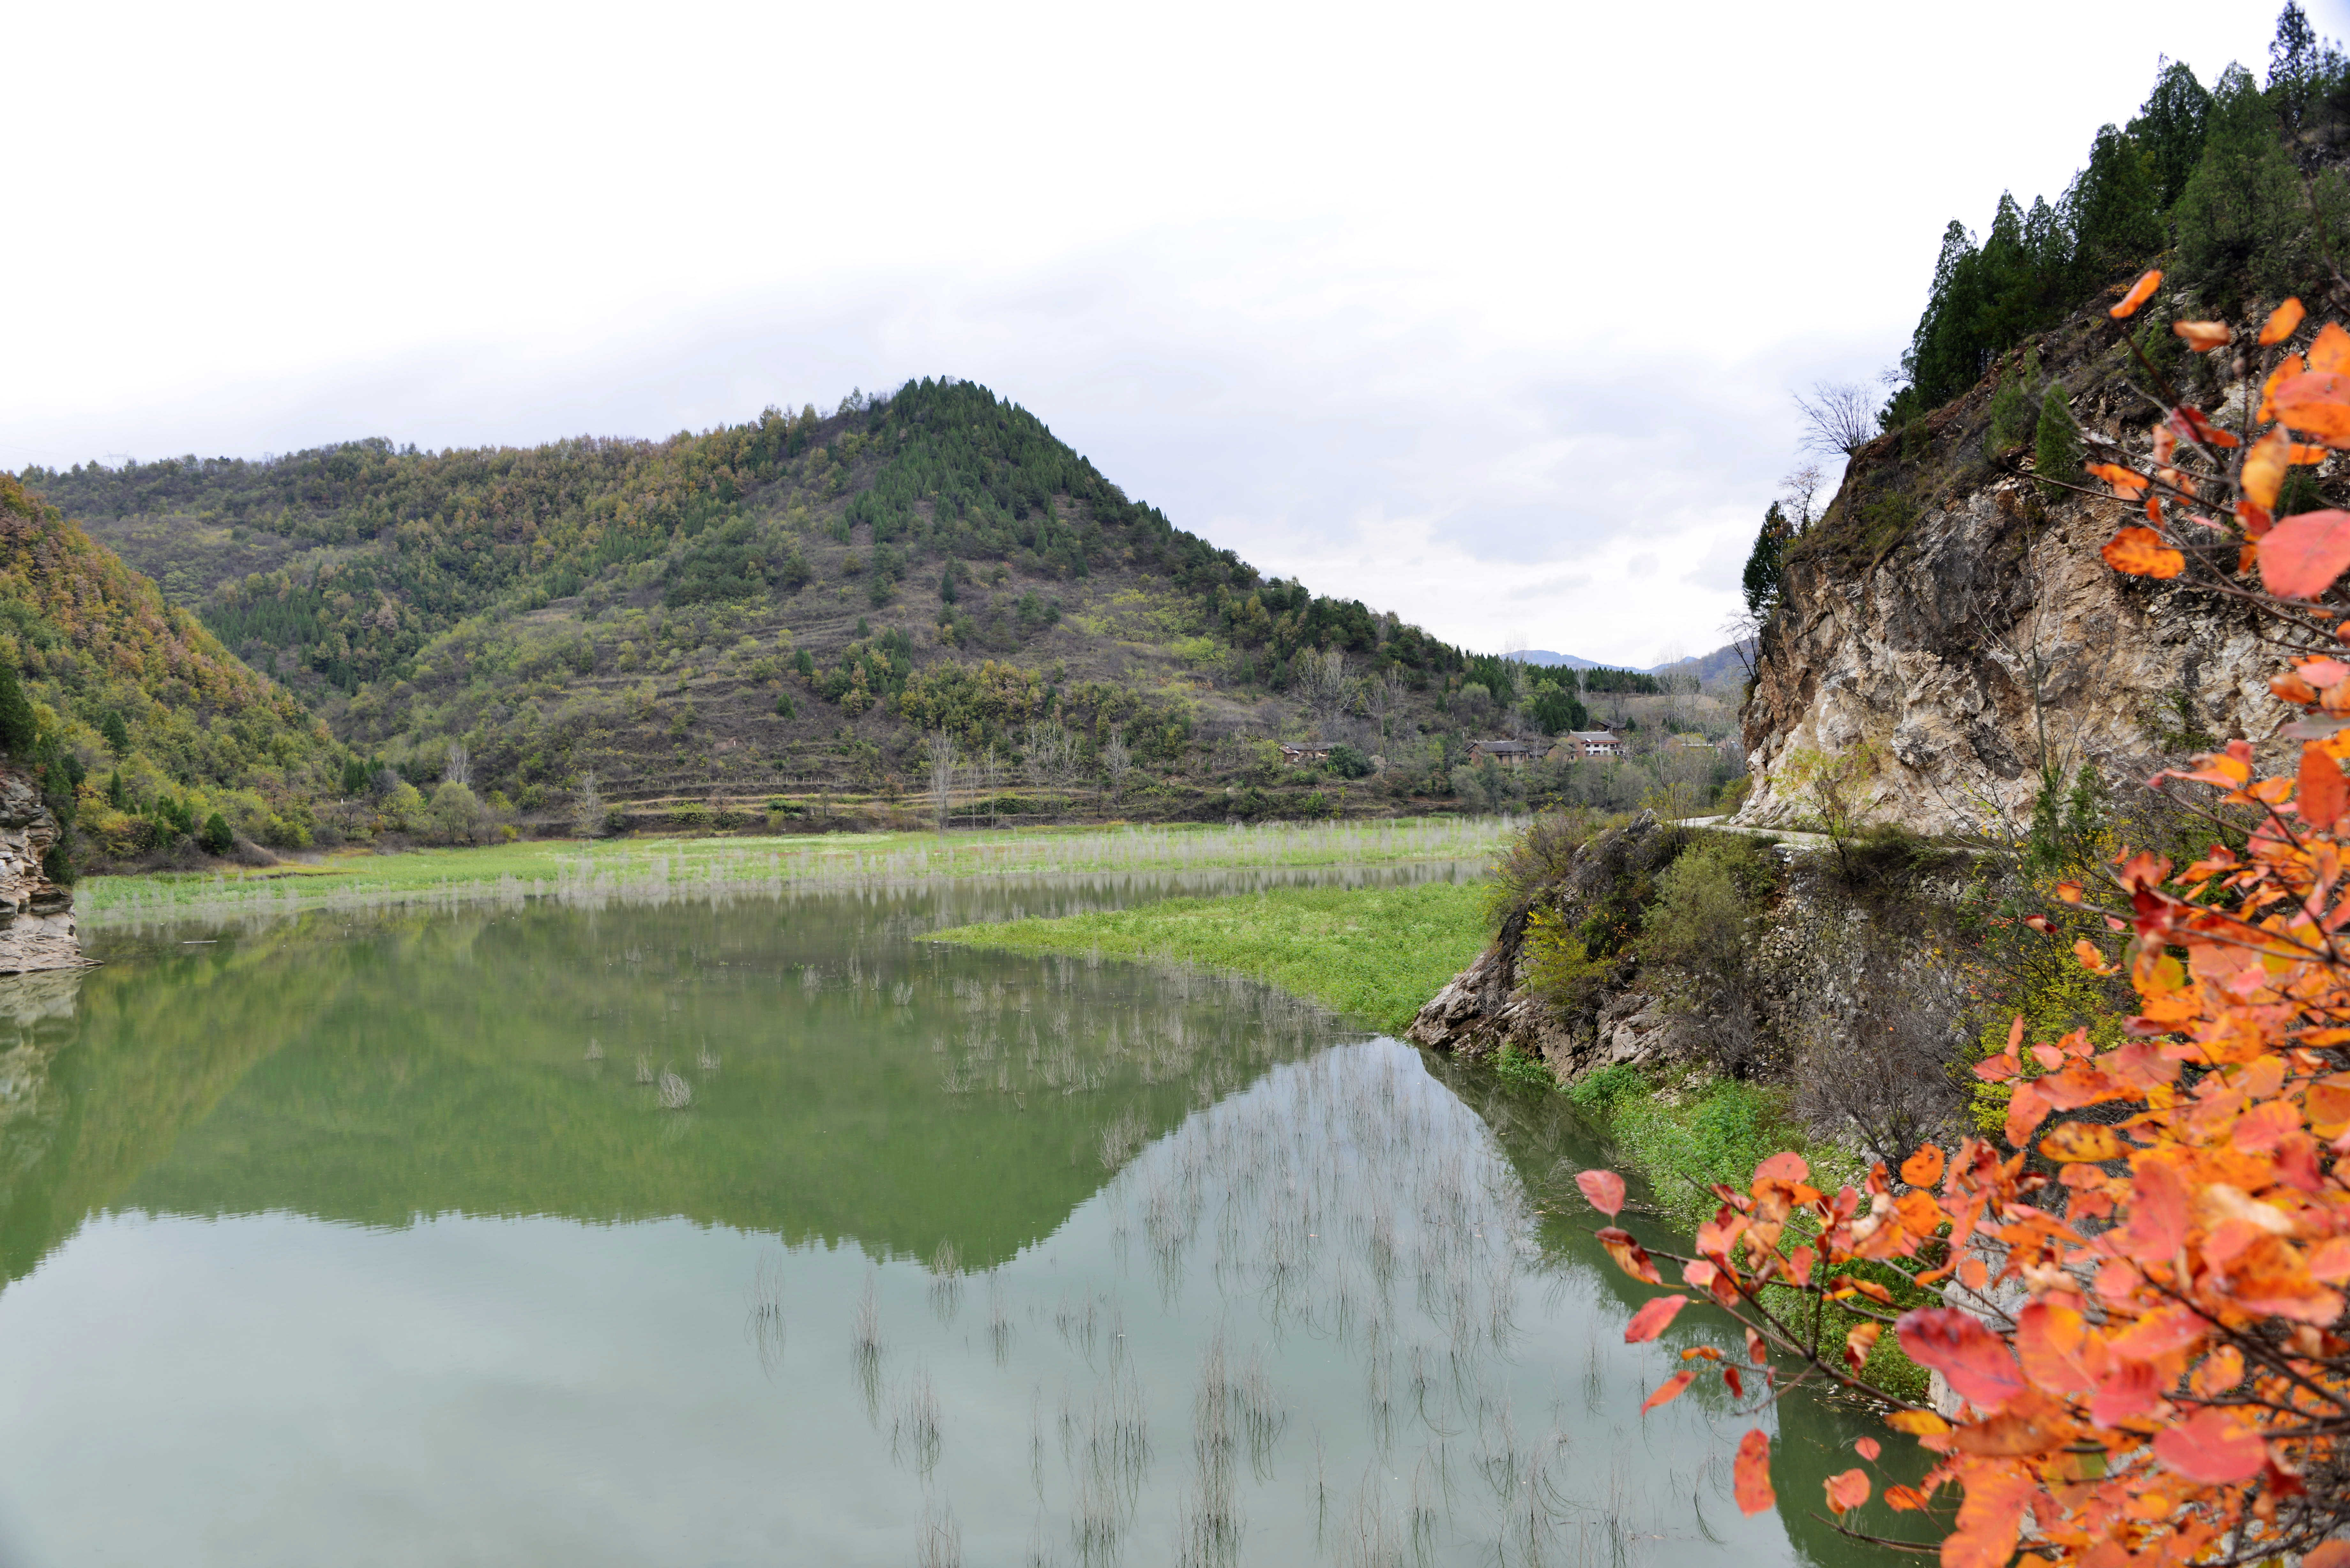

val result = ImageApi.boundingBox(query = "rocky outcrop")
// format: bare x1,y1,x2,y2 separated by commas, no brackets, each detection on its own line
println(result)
0,770,86,974
1732,284,2301,839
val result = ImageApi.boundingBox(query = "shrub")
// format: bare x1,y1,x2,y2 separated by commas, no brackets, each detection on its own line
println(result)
1325,743,1372,779
198,813,234,855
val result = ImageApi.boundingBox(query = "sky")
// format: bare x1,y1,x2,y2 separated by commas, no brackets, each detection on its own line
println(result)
1,0,2327,666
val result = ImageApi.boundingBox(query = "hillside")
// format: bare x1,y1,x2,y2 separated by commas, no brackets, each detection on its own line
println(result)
0,475,338,863
24,381,1745,831
1734,11,2350,837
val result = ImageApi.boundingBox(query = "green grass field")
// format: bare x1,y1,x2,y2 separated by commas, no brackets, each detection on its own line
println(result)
77,816,1516,927
928,880,1492,1033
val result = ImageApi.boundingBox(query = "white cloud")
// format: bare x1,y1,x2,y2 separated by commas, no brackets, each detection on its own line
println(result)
0,0,2312,663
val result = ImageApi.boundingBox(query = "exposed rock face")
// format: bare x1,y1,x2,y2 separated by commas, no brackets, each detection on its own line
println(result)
1734,476,2272,838
0,770,86,975
1730,288,2296,840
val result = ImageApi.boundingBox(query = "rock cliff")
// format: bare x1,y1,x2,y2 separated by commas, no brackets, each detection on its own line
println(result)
1732,280,2303,838
0,770,85,975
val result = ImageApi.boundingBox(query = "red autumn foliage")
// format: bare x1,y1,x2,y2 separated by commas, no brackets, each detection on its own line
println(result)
1586,295,2350,1565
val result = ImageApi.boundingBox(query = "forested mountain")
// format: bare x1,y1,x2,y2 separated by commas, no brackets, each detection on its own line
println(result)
23,380,1732,842
0,476,337,865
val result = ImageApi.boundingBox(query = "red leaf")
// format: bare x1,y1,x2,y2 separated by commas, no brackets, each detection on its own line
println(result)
1596,1227,1662,1285
1855,1437,1881,1461
2153,1407,2267,1482
1732,1429,1774,1515
2262,509,2350,598
2118,1157,2190,1260
1624,1294,1689,1344
2274,373,2350,444
2303,741,2349,830
1576,1169,1626,1217
2103,526,2185,579
1641,1370,1694,1414
2306,1544,2350,1568
1754,1151,1808,1184
1944,1466,2038,1568
1723,1366,1744,1398
1895,1308,2026,1411
1823,1467,1871,1514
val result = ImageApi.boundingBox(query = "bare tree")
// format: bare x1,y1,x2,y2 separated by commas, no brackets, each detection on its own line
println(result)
443,741,471,788
1023,719,1073,821
1777,463,1826,527
1793,381,1879,458
572,770,608,839
927,729,958,833
979,746,1001,830
1294,647,1351,732
1365,666,1406,742
1100,728,1132,806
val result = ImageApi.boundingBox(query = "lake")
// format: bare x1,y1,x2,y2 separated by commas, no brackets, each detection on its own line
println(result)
0,866,1887,1567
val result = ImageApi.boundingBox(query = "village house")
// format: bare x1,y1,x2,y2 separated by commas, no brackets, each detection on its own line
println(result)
1278,741,1333,765
1562,729,1626,758
1466,738,1550,768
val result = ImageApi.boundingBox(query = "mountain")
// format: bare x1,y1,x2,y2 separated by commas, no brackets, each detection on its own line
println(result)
0,475,337,864
23,380,1483,827
1516,650,1596,669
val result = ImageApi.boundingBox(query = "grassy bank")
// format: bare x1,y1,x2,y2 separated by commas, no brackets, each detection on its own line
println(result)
78,815,1517,929
929,881,1492,1033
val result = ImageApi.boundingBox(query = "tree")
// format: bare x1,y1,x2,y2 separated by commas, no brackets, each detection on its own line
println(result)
2033,380,2085,490
2066,123,2163,281
1741,503,1794,622
1794,381,1880,457
1022,719,1073,820
1100,728,1132,804
2269,2,2327,132
98,710,130,755
2130,55,2214,212
2175,64,2308,299
198,813,234,855
573,771,609,839
0,662,34,760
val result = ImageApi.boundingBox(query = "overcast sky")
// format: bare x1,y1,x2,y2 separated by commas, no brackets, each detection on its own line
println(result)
2,1,2324,665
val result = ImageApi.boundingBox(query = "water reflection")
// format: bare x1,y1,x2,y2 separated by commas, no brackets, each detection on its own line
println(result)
0,868,1889,1567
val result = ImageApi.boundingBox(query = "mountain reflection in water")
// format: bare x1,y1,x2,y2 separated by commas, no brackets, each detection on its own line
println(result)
0,869,1890,1567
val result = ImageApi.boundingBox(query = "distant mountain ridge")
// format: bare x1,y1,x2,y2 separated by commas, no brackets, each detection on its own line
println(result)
1518,644,1748,682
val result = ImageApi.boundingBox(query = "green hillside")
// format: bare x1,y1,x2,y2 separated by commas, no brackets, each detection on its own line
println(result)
23,380,1740,837
0,474,339,864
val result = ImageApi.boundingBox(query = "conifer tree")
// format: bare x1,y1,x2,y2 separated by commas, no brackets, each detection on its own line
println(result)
2130,56,2214,211
1741,503,1793,620
2034,381,2085,490
2175,63,2309,298
98,710,129,755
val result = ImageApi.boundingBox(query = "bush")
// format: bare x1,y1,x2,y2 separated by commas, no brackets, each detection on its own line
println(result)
1326,742,1372,779
198,813,234,855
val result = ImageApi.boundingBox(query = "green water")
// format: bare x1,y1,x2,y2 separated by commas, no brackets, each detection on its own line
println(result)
0,868,1896,1567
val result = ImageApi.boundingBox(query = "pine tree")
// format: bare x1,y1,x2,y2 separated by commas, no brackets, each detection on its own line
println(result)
2035,382,2085,490
1741,503,1793,621
199,813,234,855
2130,57,2214,212
2065,124,2163,281
0,662,35,760
2175,63,2309,299
98,709,130,755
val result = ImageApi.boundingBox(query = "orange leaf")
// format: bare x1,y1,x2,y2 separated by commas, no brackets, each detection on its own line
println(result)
1897,1308,2026,1411
1733,1429,1774,1515
2175,320,2233,352
2307,1543,2350,1568
2103,526,2185,579
1641,1370,1694,1414
2039,1122,2126,1162
2245,426,2292,511
1886,1410,1951,1435
1824,1467,1871,1514
2260,509,2350,598
2261,297,2307,345
2263,354,2308,421
2016,1300,2097,1396
1576,1169,1626,1216
2118,1158,2191,1260
1944,1466,2037,1568
1845,1321,1881,1375
1597,1227,1662,1285
2111,269,2163,319
2273,371,2350,444
1624,1294,1690,1343
2293,442,2330,464
2304,741,2349,830
1884,1484,1929,1512
1900,1144,1945,1187
2088,462,2150,498
2153,1407,2267,1482
1855,1437,1881,1461
2312,321,2350,374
